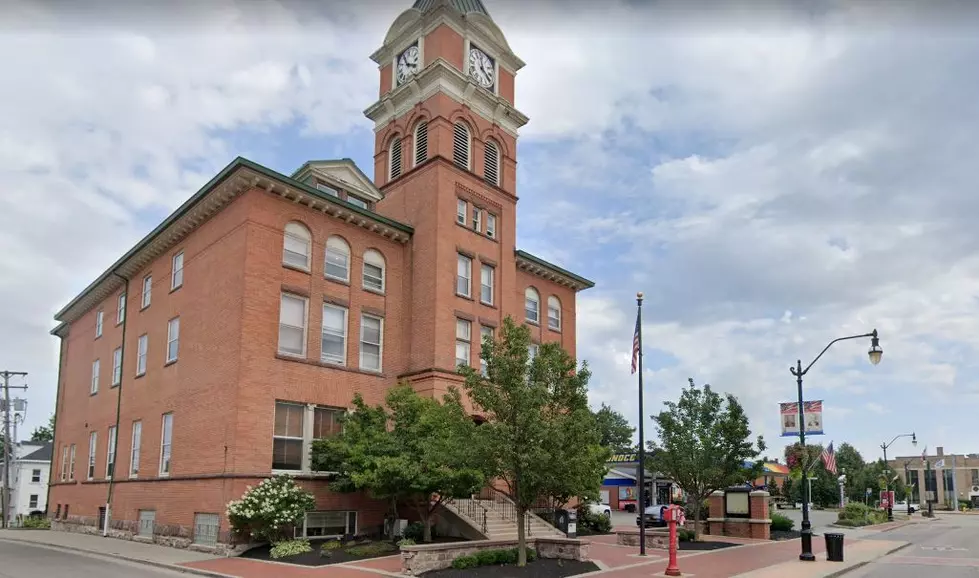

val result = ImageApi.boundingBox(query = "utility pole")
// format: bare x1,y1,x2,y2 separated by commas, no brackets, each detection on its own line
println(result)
1,371,28,529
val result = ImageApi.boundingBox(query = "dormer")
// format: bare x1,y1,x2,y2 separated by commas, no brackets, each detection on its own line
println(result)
292,159,384,211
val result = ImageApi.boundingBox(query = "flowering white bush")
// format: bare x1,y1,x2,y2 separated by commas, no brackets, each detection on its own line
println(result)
227,474,315,543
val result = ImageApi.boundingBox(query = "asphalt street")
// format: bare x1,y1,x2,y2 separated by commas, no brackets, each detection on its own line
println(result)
0,541,193,578
847,514,979,577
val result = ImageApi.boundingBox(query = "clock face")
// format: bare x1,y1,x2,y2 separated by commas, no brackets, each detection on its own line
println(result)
468,46,495,89
396,44,420,86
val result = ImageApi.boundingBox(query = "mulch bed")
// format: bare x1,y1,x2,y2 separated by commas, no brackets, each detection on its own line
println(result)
680,540,739,551
242,537,467,567
771,530,802,541
425,559,600,578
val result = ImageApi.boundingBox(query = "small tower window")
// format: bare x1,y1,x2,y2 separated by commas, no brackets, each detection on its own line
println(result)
484,140,500,186
389,137,403,180
414,121,428,166
453,122,470,169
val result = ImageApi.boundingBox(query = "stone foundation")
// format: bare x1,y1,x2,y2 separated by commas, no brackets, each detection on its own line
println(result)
615,528,671,549
51,517,253,556
400,537,590,575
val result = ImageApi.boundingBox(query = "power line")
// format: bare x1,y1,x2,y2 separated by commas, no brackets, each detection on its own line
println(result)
1,371,28,530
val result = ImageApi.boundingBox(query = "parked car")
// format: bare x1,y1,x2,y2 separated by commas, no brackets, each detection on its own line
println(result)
636,504,668,528
587,502,611,518
884,500,917,514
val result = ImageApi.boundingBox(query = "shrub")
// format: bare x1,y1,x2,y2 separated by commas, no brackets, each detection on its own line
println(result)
226,475,315,543
452,548,536,569
838,503,871,523
397,538,416,547
452,555,479,569
576,509,612,535
402,522,432,542
270,539,312,559
769,513,795,532
319,539,342,558
22,517,51,529
678,529,695,542
347,542,397,557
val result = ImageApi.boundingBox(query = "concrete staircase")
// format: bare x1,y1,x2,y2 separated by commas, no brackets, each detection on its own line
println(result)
442,489,566,541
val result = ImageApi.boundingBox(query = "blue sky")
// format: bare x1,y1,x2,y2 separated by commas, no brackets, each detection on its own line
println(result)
2,0,978,463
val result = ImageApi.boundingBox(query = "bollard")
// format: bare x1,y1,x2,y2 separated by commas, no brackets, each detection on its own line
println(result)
665,505,682,577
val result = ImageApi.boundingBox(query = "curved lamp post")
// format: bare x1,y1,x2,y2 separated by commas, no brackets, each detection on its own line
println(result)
790,329,882,562
881,433,916,521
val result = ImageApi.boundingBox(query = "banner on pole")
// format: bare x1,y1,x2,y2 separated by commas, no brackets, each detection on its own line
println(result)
779,401,824,436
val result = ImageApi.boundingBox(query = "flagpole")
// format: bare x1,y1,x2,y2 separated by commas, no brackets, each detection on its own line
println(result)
636,292,646,556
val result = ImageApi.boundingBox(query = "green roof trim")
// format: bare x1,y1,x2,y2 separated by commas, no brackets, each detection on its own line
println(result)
54,156,413,323
514,249,595,289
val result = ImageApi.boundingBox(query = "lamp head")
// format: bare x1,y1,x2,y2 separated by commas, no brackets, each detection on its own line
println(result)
868,331,883,366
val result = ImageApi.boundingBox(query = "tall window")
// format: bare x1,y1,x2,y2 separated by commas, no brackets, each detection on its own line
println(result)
112,347,122,386
171,251,184,290
166,317,180,363
117,292,126,324
484,140,500,186
472,207,482,232
389,136,403,180
528,343,539,363
278,294,307,357
972,468,979,486
95,310,103,338
273,401,304,471
61,446,68,482
283,222,311,271
360,314,383,372
91,359,100,394
414,121,429,165
486,213,497,239
130,421,142,477
136,334,148,376
325,236,350,282
362,250,386,292
159,413,173,476
321,304,347,365
88,432,97,480
480,326,493,377
480,264,494,305
453,122,470,169
31,469,41,483
69,444,75,481
525,287,540,323
29,495,38,509
548,296,562,330
457,254,472,297
141,275,152,308
456,199,467,225
106,425,117,479
455,319,471,368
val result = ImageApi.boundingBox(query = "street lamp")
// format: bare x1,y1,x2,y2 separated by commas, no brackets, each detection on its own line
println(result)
789,329,882,562
881,432,916,521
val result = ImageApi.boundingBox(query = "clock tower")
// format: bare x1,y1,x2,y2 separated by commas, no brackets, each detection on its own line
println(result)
365,0,532,401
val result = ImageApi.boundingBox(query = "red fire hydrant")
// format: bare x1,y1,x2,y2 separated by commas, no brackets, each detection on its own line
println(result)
664,504,685,576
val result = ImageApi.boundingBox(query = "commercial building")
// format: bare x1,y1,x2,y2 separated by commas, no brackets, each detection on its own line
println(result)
600,453,679,512
889,447,979,509
47,0,592,546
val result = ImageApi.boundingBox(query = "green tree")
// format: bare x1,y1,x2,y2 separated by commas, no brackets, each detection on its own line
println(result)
648,378,766,539
30,415,55,442
835,443,866,502
593,403,635,452
460,316,604,566
311,384,486,543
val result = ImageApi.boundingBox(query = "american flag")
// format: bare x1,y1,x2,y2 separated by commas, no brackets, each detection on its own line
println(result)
631,313,641,374
821,442,837,474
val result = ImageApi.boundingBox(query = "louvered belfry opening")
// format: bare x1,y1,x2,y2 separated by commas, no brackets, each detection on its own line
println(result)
414,121,428,165
453,122,470,169
390,137,403,179
484,140,499,186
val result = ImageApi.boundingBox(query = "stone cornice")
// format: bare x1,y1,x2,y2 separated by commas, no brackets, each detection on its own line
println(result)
515,249,595,292
364,58,529,137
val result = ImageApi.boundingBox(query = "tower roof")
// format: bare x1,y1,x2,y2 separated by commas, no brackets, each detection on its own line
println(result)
411,0,491,18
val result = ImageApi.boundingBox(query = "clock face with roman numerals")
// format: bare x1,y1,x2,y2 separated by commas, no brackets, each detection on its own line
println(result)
468,45,495,90
396,43,420,86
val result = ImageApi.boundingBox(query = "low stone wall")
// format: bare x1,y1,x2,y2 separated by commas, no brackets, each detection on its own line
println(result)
616,528,670,549
401,537,590,575
50,518,251,556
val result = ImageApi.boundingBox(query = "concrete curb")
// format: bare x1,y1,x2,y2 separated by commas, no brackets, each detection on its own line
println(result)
0,537,236,578
822,541,912,578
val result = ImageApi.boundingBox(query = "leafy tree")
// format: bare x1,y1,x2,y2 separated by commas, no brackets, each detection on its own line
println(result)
648,378,766,539
311,383,485,543
593,404,635,453
460,316,604,567
30,415,55,442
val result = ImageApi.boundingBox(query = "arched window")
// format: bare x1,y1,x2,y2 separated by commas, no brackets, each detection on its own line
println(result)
524,287,540,324
547,296,561,330
453,122,470,169
484,140,500,186
362,249,386,293
282,221,311,270
414,121,429,166
389,136,403,180
325,236,350,282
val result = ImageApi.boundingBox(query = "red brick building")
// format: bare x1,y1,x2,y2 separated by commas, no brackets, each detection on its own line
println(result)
47,0,593,546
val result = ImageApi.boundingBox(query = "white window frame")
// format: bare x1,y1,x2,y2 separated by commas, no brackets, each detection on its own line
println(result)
272,402,346,474
472,207,481,232
69,444,75,481
106,425,117,479
141,275,152,308
166,317,180,363
455,318,471,368
456,199,467,225
31,469,41,483
486,213,497,239
278,293,308,357
321,303,348,366
88,432,97,480
137,334,148,376
130,420,142,478
346,195,369,210
112,347,122,386
480,264,494,305
317,182,339,197
28,495,38,509
159,413,173,476
457,254,472,297
283,222,312,271
296,511,358,539
272,401,305,472
95,310,103,338
362,250,386,293
325,236,351,282
525,287,540,324
171,251,184,290
91,359,100,395
548,296,562,330
117,292,126,325
359,314,384,372
60,446,68,482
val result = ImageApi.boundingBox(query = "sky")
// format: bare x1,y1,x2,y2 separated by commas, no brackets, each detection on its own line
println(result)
2,0,978,465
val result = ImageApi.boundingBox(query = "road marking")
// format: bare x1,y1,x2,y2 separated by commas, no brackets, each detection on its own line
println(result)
920,545,969,552
882,556,979,567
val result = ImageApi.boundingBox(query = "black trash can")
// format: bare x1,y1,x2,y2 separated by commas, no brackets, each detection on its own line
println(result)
825,533,845,562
